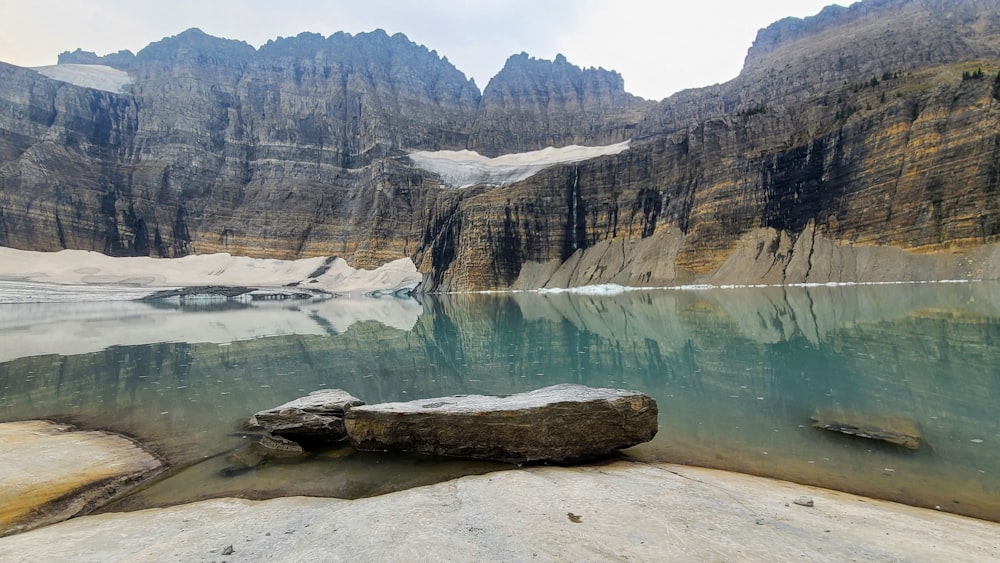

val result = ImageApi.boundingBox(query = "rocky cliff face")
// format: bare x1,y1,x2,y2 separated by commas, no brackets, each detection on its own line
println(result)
1,0,999,290
423,0,1000,289
0,28,480,263
468,53,653,157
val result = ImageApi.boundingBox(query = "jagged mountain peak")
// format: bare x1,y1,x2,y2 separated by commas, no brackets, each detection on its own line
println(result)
256,28,450,61
56,27,244,70
493,52,622,82
135,27,256,66
744,0,1000,74
57,48,136,68
257,31,328,56
487,51,633,99
744,1,862,64
471,51,650,156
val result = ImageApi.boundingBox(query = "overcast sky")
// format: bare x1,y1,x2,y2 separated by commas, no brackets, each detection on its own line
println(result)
0,0,842,100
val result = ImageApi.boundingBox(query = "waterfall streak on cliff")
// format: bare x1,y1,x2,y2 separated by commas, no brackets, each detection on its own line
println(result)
572,167,580,251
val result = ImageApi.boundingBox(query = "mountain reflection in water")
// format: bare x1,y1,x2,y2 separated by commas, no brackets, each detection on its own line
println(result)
1,282,998,520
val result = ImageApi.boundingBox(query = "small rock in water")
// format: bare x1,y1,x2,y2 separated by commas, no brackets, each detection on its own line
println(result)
793,496,814,507
221,434,307,476
810,408,921,449
221,545,234,555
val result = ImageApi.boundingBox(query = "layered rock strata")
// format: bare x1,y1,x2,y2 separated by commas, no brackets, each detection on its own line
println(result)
0,0,998,289
344,384,658,463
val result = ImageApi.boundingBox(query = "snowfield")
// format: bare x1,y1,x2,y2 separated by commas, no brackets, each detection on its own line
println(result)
409,141,630,188
31,64,133,93
0,247,422,301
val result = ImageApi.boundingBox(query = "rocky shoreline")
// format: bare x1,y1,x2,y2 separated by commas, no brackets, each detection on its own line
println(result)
0,421,165,537
4,383,661,537
3,415,1000,560
0,424,997,561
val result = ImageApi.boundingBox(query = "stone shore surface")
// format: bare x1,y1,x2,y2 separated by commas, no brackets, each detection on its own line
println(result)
0,421,164,537
1,459,998,562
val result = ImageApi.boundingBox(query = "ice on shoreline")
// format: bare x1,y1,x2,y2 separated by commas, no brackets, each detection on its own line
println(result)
464,279,980,296
537,283,633,295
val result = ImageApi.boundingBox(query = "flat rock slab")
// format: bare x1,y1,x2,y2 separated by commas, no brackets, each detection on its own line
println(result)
0,420,164,537
250,389,365,444
345,384,657,463
812,408,921,449
1,461,998,561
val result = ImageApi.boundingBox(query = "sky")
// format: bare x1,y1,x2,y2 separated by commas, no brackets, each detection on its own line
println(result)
0,0,842,101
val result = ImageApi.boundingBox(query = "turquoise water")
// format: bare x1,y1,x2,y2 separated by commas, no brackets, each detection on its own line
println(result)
1,282,998,519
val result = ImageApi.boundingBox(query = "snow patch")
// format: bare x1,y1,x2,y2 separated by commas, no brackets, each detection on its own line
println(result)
409,141,630,188
0,247,422,299
31,64,133,93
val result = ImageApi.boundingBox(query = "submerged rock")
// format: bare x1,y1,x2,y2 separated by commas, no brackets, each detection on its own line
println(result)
344,384,658,463
811,408,921,449
250,389,365,444
222,434,308,476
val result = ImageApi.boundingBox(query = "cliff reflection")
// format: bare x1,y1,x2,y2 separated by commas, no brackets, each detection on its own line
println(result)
0,295,422,363
1,283,998,519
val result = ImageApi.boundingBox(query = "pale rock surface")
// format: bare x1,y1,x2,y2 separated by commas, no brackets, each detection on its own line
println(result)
1,461,998,561
0,421,164,537
345,384,657,463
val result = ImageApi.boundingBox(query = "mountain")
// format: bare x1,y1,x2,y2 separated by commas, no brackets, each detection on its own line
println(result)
1,0,998,290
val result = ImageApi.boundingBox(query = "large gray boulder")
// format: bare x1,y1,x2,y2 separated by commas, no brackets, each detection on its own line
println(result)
250,389,365,444
344,384,658,463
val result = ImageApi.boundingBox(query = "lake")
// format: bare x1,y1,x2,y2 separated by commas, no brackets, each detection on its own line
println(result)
1,281,998,520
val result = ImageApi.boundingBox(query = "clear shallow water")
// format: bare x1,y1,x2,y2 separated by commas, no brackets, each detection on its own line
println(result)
1,282,999,520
